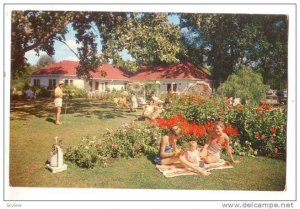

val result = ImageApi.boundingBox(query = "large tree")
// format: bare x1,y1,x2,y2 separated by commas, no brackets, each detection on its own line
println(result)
179,14,288,88
100,13,181,71
11,11,73,78
11,11,182,79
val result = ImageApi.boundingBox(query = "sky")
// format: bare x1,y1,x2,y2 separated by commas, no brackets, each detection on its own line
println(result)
25,14,180,65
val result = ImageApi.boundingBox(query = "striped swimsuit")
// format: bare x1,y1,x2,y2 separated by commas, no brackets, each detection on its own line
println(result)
207,140,223,159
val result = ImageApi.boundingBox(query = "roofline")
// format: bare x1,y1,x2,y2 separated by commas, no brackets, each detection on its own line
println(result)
31,74,77,77
31,74,130,81
31,75,209,81
130,76,210,80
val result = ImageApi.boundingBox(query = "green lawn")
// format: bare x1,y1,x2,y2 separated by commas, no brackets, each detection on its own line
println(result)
9,98,286,190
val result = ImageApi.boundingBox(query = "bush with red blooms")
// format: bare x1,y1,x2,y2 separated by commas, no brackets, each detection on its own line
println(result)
160,94,287,159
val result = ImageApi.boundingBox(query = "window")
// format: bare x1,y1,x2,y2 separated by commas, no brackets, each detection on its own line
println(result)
173,83,177,92
167,84,172,92
89,81,93,91
63,79,74,86
167,83,177,92
95,81,99,90
33,79,40,87
48,79,56,89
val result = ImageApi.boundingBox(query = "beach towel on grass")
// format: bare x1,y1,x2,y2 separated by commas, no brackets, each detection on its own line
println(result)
156,159,233,178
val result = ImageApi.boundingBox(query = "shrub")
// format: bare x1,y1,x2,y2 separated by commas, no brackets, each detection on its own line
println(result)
162,95,286,159
65,123,161,168
64,85,87,98
33,86,51,97
64,136,108,168
217,66,269,104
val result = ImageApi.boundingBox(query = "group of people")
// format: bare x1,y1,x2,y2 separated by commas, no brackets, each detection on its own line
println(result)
154,121,240,176
116,93,139,112
116,93,165,120
53,82,239,176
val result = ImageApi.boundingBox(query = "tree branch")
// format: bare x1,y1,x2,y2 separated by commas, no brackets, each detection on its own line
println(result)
54,37,80,59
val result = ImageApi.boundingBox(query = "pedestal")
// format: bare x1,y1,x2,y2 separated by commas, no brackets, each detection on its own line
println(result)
46,163,68,173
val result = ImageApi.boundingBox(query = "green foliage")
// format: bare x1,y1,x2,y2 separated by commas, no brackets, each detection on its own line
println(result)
11,65,38,91
65,123,160,168
97,89,127,102
64,136,108,168
179,14,288,88
63,85,87,98
217,66,269,104
32,86,51,97
104,13,181,71
144,82,160,99
162,95,287,158
11,11,72,77
36,55,56,67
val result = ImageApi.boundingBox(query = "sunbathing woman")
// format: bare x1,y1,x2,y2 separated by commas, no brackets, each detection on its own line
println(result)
142,99,160,119
154,126,210,176
201,121,240,164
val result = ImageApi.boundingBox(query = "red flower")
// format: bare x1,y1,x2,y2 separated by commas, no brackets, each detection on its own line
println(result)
270,129,276,134
151,115,187,129
255,132,260,138
255,108,261,112
223,124,239,137
182,122,207,139
262,105,270,110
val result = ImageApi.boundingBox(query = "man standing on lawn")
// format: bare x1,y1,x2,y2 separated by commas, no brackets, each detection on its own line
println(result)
54,80,65,125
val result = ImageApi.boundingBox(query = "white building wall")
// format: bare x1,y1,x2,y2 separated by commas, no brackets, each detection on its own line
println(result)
159,80,193,93
86,79,128,93
72,79,85,89
136,79,210,94
31,76,84,89
30,76,211,95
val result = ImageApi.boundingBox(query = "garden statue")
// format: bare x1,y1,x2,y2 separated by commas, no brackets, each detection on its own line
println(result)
46,136,68,173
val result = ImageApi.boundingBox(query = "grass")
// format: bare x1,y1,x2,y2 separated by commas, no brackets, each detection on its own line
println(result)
9,98,286,190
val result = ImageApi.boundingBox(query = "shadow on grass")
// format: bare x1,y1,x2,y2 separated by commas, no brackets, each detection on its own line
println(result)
11,98,142,122
10,98,53,119
46,117,56,124
143,151,157,164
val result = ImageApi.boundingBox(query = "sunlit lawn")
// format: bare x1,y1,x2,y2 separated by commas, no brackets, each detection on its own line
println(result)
9,98,286,190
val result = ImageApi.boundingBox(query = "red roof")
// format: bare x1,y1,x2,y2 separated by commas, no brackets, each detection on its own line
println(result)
130,62,209,80
32,60,129,80
32,61,209,80
32,60,78,76
89,64,129,80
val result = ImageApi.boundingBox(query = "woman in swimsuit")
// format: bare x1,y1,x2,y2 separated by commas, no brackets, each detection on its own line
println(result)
154,126,210,176
201,121,240,164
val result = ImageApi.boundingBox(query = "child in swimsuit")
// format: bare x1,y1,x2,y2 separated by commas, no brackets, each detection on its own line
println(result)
154,126,211,176
185,141,200,164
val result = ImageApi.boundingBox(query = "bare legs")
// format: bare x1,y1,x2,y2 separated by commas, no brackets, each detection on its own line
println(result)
160,156,211,176
201,153,219,164
179,156,211,176
55,107,62,125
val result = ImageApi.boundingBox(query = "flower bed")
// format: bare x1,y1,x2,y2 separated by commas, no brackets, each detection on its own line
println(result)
65,123,161,168
65,95,286,169
162,95,287,159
